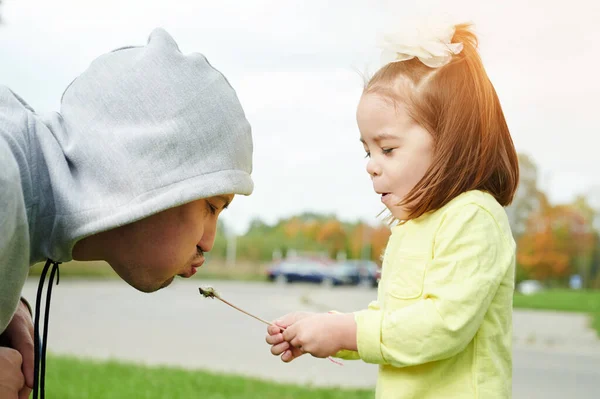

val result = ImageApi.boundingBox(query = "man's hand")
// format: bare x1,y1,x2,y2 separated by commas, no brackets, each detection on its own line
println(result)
0,347,28,399
0,299,34,398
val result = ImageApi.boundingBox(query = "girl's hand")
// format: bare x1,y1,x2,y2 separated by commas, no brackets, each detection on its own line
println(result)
279,313,357,363
266,311,314,362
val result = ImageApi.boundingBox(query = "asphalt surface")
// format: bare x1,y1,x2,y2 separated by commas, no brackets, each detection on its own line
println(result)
22,279,600,398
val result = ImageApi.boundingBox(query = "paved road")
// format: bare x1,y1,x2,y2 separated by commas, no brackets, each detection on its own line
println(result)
22,279,600,398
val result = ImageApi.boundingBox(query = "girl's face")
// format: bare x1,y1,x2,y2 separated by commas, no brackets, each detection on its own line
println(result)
357,93,434,220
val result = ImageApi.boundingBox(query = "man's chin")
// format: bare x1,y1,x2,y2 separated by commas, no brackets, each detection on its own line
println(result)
160,276,175,289
131,276,175,293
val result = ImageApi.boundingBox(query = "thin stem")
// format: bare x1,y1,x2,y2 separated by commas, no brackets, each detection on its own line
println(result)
215,295,284,330
199,286,342,366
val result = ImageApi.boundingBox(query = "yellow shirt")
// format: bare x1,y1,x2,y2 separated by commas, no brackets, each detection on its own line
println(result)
337,190,515,398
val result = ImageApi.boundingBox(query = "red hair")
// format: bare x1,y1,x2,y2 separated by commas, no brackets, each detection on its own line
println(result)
366,24,519,220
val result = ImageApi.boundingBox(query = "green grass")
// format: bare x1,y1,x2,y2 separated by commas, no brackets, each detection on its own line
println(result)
513,289,600,312
44,354,374,399
513,289,600,337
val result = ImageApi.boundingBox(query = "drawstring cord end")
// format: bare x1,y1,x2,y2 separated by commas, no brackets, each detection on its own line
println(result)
32,259,61,399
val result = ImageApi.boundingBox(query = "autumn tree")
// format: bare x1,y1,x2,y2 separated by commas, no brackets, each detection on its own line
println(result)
283,217,304,238
370,225,391,265
316,219,347,259
348,223,373,259
223,213,392,263
518,202,595,285
565,196,598,287
506,153,545,239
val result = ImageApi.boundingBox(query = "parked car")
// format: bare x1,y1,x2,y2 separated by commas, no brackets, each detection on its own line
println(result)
335,260,380,287
358,261,380,287
374,267,381,285
516,280,544,295
320,262,361,286
265,261,283,281
266,259,330,284
266,258,382,287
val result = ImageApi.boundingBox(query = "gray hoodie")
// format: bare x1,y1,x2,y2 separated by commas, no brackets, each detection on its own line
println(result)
0,28,254,333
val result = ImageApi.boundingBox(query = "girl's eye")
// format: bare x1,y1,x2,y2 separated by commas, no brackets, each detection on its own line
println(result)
364,152,371,159
382,148,394,155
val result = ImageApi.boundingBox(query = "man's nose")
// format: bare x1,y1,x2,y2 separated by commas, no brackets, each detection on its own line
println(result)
197,219,218,253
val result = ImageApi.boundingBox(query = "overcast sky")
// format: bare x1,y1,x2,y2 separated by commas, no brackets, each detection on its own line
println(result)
1,0,598,233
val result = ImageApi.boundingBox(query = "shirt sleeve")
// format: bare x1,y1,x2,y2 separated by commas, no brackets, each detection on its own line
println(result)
332,300,381,360
354,203,513,367
0,141,30,334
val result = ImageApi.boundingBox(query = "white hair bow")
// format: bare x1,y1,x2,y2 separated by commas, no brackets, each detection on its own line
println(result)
378,22,463,68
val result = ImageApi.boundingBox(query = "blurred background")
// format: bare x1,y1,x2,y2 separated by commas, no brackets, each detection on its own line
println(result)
2,0,600,398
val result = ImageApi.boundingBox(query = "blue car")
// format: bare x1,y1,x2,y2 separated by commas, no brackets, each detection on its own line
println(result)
267,259,378,287
320,262,361,286
266,259,379,287
329,260,379,287
266,259,331,284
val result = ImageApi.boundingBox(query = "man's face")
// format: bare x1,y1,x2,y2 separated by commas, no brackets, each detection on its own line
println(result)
101,194,233,292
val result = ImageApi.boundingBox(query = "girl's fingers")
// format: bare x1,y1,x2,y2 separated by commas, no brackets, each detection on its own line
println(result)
289,336,301,350
270,341,290,356
267,324,282,335
266,333,284,345
281,346,304,363
281,349,294,362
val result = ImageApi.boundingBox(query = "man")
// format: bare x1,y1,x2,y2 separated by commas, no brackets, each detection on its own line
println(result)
0,28,253,398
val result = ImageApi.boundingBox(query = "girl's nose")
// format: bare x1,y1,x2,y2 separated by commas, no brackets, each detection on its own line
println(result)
366,158,381,177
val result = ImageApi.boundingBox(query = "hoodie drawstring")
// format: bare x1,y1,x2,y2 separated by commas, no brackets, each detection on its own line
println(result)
32,259,60,399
